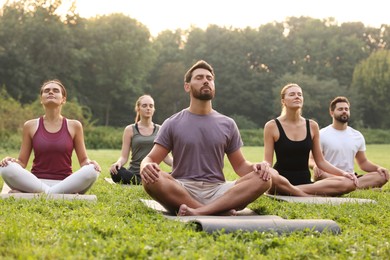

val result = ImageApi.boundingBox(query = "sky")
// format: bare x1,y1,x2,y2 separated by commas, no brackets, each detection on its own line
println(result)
1,0,390,36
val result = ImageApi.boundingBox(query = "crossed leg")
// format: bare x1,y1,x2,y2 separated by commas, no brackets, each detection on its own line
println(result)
143,171,271,216
314,167,388,190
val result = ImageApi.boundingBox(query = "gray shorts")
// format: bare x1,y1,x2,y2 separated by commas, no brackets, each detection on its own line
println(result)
175,179,236,205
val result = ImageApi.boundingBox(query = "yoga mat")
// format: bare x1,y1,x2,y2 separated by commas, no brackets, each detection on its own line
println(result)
140,199,341,234
104,177,116,184
104,177,134,187
266,194,377,204
1,182,11,194
140,199,258,216
1,183,97,201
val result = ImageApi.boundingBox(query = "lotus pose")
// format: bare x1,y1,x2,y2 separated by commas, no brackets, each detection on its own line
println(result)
0,79,100,194
263,83,357,196
109,95,172,185
140,60,271,216
309,96,389,189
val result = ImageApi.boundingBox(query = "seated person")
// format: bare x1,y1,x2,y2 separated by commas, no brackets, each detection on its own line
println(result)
109,95,172,185
140,60,271,216
309,96,389,189
0,79,100,194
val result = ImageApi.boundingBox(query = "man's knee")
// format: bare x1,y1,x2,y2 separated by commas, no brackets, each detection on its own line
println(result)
343,179,357,193
142,172,171,192
247,172,272,192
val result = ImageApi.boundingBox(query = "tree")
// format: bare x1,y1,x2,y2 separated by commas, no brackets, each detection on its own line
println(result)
76,14,155,126
0,0,80,102
351,50,390,128
148,30,187,123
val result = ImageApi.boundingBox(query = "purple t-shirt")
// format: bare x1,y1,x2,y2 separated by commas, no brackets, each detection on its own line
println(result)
155,109,243,182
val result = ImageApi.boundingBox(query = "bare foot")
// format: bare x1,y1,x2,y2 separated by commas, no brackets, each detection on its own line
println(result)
220,209,237,216
178,204,195,216
178,204,238,216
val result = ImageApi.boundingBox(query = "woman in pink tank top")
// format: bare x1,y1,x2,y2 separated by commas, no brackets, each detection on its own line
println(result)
0,79,101,194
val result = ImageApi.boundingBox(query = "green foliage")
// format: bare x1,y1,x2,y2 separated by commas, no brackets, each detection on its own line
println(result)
0,86,28,133
240,129,264,146
84,126,123,149
0,87,93,149
231,114,259,129
2,126,390,151
1,3,390,129
351,50,390,128
76,14,155,126
25,97,93,127
360,129,390,144
1,147,390,259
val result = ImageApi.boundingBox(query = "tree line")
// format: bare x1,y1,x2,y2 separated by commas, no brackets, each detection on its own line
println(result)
1,0,390,130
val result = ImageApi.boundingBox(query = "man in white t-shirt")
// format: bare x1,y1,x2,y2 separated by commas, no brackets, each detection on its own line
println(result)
309,96,389,189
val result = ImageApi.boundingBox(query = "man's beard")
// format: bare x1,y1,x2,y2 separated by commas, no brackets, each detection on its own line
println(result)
192,85,214,100
335,114,349,123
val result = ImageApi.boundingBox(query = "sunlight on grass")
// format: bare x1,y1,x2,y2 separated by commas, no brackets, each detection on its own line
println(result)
1,145,390,258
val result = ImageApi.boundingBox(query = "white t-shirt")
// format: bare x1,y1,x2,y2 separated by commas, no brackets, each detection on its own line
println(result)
319,125,366,173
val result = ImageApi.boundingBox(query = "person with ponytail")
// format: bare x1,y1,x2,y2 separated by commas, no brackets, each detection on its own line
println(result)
110,95,172,185
263,83,357,196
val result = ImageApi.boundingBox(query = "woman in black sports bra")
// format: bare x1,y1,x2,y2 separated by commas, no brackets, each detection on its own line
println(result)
262,83,357,196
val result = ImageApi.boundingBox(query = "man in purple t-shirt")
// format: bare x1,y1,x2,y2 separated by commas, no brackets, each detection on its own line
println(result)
140,60,271,216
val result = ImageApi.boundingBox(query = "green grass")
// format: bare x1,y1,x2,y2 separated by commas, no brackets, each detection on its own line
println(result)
1,145,390,259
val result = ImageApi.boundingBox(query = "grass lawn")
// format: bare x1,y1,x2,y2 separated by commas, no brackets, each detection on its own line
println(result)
1,145,390,259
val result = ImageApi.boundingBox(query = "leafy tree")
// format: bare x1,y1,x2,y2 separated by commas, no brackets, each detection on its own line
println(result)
76,14,155,126
0,0,80,102
148,30,187,123
351,50,390,128
182,25,276,127
0,86,27,133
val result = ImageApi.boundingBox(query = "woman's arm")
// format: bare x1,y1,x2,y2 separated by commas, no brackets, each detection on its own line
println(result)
311,120,350,176
71,120,100,172
16,119,36,168
1,119,35,168
263,120,276,166
71,120,89,166
110,125,133,173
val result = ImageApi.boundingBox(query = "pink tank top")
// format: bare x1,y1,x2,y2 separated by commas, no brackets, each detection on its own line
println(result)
31,117,73,180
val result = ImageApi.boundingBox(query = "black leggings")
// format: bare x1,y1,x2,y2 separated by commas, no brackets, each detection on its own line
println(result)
110,167,142,185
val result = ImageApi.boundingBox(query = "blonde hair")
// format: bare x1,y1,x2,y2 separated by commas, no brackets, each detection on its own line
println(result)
134,95,154,123
280,83,302,116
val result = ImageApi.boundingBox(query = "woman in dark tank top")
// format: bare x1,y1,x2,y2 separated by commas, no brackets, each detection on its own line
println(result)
109,95,172,185
262,83,357,196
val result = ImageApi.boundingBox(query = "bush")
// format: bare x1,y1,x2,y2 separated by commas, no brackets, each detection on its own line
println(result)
240,129,264,146
84,126,123,149
360,129,390,144
2,126,390,152
231,114,259,129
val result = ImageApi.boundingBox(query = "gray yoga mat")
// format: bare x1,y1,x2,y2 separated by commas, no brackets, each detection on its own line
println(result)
104,177,134,187
1,182,97,201
266,194,377,204
140,199,341,234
